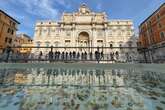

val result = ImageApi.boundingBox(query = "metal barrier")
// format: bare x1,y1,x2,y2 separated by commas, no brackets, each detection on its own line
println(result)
0,46,140,63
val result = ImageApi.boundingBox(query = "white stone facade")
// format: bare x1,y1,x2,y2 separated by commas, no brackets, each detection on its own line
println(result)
32,4,137,61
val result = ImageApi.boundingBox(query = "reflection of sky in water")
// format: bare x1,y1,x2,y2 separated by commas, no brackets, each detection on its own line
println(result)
0,68,165,110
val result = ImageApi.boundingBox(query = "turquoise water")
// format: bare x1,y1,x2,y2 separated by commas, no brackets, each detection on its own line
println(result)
0,63,165,110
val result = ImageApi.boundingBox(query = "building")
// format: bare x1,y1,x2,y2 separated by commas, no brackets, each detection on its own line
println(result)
9,33,32,54
0,9,20,54
138,3,165,63
17,33,33,54
33,4,137,62
12,35,21,53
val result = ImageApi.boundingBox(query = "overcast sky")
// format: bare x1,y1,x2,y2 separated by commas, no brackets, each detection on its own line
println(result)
0,0,164,37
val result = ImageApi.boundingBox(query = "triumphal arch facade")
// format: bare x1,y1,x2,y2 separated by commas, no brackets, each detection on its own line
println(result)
33,4,137,61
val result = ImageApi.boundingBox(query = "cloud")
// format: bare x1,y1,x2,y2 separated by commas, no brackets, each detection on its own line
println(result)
56,0,71,9
11,0,59,19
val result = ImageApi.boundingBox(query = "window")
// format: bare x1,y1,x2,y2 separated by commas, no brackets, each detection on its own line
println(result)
5,38,8,42
108,30,112,36
8,38,12,44
48,28,50,35
160,32,165,39
36,42,40,47
151,36,155,44
110,44,113,48
11,30,14,35
97,40,103,43
45,42,50,47
149,29,153,34
158,23,162,28
41,29,47,35
119,44,122,47
13,22,16,27
65,40,70,43
113,30,116,33
7,28,10,33
97,40,103,47
127,31,131,35
128,41,132,47
65,40,71,46
54,42,59,47
66,31,71,36
129,43,132,47
56,28,60,36
148,21,152,26
118,31,122,35
9,21,12,26
157,14,160,20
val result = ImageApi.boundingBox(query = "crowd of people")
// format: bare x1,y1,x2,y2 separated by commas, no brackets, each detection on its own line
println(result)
0,47,134,63
38,50,121,62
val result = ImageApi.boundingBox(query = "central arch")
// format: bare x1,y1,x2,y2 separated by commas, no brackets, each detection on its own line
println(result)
78,32,89,43
78,32,90,52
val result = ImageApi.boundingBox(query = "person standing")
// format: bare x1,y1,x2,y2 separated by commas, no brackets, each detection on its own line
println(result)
38,51,42,61
90,52,93,60
84,51,87,60
65,52,68,61
62,51,64,61
115,51,119,62
4,47,11,62
69,51,72,60
73,51,76,60
95,51,100,63
101,51,104,60
81,52,84,60
95,51,97,60
77,52,80,60
58,51,60,60
49,51,53,62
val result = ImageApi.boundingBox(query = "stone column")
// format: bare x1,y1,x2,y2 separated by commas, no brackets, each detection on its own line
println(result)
92,28,97,53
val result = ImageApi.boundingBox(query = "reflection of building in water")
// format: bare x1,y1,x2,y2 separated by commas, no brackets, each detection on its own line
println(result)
32,4,137,61
0,70,28,85
14,73,28,84
0,68,164,110
26,68,126,86
0,68,163,88
0,69,16,84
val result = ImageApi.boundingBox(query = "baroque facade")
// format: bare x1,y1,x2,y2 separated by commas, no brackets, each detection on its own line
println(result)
33,4,137,61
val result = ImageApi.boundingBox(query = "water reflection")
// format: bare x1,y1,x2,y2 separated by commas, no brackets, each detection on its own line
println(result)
0,68,165,110
0,68,134,87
